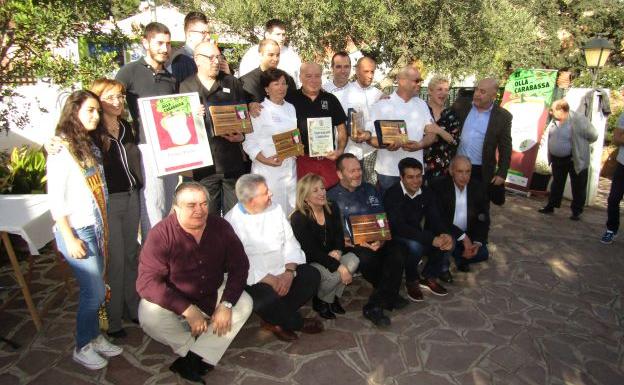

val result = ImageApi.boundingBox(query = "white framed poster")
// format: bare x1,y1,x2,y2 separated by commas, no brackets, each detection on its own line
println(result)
138,92,213,176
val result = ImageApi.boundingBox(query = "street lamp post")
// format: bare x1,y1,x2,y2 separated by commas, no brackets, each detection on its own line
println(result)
582,37,615,88
581,36,614,207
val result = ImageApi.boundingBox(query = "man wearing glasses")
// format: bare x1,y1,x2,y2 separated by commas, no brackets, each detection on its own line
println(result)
170,12,213,83
368,66,437,196
180,42,251,216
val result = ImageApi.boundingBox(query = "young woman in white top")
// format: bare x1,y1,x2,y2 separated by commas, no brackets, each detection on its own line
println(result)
47,90,122,370
243,68,298,216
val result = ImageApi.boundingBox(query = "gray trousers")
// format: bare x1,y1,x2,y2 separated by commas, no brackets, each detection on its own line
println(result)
311,252,360,303
106,190,140,332
199,174,238,216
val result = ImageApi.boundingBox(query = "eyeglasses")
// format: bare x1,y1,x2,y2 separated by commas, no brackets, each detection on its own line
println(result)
101,94,125,102
190,30,210,36
196,53,220,62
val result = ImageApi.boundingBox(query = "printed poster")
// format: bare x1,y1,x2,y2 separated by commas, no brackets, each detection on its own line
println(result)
138,92,213,176
501,69,558,191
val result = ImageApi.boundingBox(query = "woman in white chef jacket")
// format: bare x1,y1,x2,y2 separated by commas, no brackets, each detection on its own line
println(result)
243,68,298,216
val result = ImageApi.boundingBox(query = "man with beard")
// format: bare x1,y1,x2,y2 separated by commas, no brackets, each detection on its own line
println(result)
116,22,179,240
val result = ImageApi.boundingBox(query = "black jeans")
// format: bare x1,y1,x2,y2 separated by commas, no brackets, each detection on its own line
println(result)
547,155,588,215
349,241,405,307
607,162,624,233
245,264,320,331
199,174,238,216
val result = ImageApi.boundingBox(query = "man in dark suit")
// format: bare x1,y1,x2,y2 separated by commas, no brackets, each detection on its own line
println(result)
431,156,490,279
453,78,512,205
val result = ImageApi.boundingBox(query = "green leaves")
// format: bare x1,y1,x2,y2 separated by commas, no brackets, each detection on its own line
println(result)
0,146,47,194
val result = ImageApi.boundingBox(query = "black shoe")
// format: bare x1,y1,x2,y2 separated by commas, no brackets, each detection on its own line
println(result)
363,304,391,327
313,297,336,319
187,351,214,375
330,296,346,314
392,295,410,310
439,271,453,283
106,329,127,339
457,264,470,272
570,213,581,221
169,355,205,384
538,206,554,214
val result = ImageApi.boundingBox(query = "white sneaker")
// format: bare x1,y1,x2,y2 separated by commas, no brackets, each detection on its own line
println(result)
92,334,123,357
73,342,108,370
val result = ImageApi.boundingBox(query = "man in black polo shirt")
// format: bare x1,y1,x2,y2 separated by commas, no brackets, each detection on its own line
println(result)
287,62,347,188
115,22,179,240
180,42,250,216
240,39,296,103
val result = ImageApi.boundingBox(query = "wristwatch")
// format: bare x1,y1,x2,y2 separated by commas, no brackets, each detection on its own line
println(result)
286,268,297,278
220,301,233,309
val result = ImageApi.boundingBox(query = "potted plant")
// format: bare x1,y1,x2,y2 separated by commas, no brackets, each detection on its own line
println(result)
0,146,47,194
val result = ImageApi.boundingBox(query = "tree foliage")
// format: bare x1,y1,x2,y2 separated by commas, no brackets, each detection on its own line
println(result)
0,0,128,88
208,0,623,83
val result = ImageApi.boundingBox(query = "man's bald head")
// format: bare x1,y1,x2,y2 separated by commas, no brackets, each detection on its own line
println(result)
396,66,423,99
194,42,220,78
300,62,323,94
473,77,499,110
355,56,376,88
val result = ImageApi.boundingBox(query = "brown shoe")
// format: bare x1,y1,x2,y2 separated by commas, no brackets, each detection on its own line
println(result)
419,278,448,296
260,320,298,341
406,281,424,302
300,317,324,334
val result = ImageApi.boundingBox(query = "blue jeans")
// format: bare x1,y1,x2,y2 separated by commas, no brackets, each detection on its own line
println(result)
395,237,444,282
376,173,400,198
443,241,490,272
55,225,105,349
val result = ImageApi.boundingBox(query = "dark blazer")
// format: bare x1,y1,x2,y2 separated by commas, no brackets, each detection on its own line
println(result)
452,99,512,184
383,182,446,247
430,175,490,243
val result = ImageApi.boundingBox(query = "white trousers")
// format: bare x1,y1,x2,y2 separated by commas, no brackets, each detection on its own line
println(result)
138,286,253,365
138,145,178,242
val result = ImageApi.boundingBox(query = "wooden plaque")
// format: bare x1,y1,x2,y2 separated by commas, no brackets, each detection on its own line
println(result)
208,104,254,136
273,129,304,160
349,213,392,245
374,120,408,145
347,108,364,139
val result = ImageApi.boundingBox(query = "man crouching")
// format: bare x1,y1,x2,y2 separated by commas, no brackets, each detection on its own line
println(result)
136,182,252,384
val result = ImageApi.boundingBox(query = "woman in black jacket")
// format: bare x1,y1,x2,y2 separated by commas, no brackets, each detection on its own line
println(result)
290,173,359,319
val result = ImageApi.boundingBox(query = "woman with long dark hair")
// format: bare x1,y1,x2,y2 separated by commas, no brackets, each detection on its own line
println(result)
47,90,123,370
90,78,142,338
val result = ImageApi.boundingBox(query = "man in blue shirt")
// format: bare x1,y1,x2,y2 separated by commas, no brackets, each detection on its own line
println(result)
455,78,512,206
327,153,407,327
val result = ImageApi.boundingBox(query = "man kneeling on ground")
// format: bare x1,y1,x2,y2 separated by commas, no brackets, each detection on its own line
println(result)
136,182,252,384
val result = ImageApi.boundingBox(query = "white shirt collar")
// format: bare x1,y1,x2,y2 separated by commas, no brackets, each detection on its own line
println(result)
400,181,422,199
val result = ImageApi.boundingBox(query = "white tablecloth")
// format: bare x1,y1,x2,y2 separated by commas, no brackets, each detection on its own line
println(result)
0,194,53,255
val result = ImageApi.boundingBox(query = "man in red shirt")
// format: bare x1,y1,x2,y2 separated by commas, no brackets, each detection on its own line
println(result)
137,182,252,384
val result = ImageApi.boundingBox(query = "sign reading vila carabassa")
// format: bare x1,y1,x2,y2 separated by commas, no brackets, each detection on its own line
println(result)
501,69,557,191
138,92,213,176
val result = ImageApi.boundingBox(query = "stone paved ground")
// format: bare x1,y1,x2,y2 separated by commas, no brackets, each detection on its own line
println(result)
0,179,622,385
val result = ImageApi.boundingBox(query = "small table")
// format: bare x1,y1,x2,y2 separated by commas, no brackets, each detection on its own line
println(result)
0,194,55,331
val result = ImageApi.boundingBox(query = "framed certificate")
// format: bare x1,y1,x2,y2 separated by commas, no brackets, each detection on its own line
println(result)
273,128,304,160
348,213,392,245
374,120,408,145
208,104,254,136
347,108,364,139
138,92,213,176
307,117,334,157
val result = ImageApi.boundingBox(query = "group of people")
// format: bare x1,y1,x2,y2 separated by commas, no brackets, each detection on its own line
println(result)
47,12,546,385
